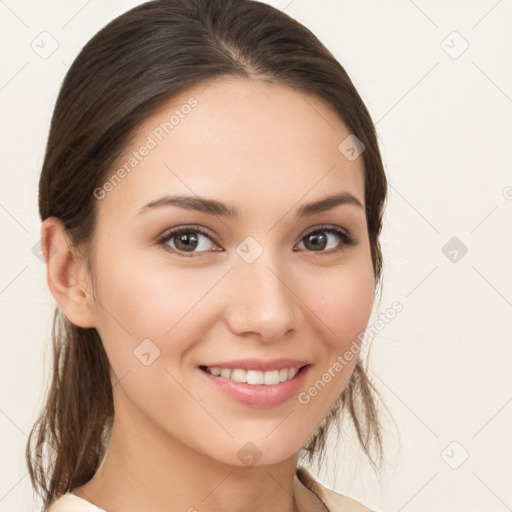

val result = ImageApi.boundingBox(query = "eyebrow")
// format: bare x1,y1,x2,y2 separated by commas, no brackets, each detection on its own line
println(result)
137,191,364,218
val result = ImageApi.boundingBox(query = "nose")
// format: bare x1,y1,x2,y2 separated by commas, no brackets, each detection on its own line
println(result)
224,250,300,343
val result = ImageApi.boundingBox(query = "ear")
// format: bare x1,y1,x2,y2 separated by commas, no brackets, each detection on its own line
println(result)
40,217,96,328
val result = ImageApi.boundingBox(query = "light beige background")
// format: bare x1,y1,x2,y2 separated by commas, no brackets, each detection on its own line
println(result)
1,1,511,511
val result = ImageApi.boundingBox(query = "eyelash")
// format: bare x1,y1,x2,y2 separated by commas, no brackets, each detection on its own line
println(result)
156,224,356,258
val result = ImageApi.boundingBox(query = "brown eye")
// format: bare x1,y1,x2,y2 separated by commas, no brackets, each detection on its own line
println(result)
172,231,200,252
297,226,355,254
157,227,220,256
302,232,329,251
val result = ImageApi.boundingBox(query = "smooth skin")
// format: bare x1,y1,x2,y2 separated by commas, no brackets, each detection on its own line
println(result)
42,76,375,512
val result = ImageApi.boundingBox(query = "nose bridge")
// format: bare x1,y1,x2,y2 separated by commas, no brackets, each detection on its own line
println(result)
225,243,298,342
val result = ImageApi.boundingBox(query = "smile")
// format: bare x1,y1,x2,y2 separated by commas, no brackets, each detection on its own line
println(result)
202,366,302,385
199,363,311,407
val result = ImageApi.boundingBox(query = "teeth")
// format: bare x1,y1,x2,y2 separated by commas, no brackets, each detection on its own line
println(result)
263,370,279,385
205,366,301,385
246,370,264,385
220,368,231,378
231,369,246,383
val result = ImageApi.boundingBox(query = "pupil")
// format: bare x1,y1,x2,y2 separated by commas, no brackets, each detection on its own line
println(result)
307,233,326,251
176,232,198,251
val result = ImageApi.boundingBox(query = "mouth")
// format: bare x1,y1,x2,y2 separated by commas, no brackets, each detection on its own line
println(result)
198,362,311,407
199,364,309,385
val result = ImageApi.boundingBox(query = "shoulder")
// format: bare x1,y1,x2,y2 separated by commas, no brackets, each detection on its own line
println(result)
45,492,106,512
296,465,378,512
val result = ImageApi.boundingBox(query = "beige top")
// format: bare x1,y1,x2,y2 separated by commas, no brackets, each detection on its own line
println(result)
46,465,376,512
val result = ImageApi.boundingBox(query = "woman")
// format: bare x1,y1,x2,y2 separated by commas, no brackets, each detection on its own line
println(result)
27,0,389,510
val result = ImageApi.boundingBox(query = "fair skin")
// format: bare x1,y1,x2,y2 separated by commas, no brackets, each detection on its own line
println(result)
42,76,375,512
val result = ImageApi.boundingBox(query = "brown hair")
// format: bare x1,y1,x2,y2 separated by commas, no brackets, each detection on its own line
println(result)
27,0,389,508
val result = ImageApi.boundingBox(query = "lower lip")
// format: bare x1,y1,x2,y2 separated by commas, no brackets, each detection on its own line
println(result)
200,366,310,407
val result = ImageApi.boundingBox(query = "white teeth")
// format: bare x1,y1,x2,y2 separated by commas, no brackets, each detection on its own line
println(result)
205,366,302,385
263,370,280,385
246,370,264,385
230,369,246,383
220,368,231,378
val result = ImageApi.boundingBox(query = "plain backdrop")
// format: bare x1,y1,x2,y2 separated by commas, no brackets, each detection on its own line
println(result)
1,1,511,511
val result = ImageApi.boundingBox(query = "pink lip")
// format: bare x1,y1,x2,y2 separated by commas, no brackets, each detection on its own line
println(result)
201,358,309,371
199,363,311,407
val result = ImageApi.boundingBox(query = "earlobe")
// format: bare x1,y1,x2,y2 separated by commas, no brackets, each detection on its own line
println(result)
40,217,96,328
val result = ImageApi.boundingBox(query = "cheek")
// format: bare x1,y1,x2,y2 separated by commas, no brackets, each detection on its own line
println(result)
304,260,375,348
91,248,224,362
294,263,374,428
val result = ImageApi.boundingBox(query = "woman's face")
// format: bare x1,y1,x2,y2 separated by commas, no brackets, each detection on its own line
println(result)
86,76,375,467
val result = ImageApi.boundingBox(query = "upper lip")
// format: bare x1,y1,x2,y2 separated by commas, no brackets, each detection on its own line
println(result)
200,358,309,372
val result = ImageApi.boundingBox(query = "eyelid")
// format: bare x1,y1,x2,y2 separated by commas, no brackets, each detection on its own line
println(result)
301,223,354,241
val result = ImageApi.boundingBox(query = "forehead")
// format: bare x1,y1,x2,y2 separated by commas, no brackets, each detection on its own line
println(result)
98,76,365,220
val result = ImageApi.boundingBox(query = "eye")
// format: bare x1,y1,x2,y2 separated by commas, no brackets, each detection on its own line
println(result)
296,225,356,254
156,226,221,257
156,224,356,258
